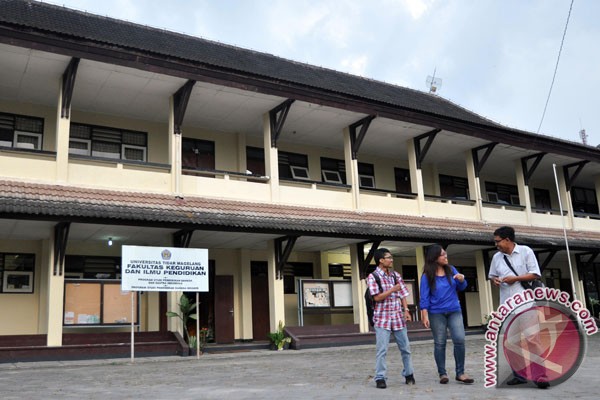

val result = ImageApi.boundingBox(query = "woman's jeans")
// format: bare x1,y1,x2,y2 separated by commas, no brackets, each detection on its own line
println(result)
374,326,413,381
428,311,465,377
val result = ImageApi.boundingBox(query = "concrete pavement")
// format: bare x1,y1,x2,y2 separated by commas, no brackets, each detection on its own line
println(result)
0,333,598,399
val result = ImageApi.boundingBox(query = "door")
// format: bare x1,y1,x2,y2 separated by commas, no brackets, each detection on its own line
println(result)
214,275,234,343
251,261,270,341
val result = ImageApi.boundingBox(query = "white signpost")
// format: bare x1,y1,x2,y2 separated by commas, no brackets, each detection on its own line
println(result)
121,245,209,361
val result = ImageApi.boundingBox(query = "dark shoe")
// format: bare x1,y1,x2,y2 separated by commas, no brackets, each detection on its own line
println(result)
456,374,474,384
535,378,550,389
439,375,449,384
405,374,415,385
375,379,387,389
506,377,527,385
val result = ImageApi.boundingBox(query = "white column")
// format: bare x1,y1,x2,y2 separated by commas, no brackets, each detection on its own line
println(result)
476,250,494,325
267,240,285,330
515,159,532,224
237,132,247,174
55,81,70,182
46,232,65,346
465,150,483,220
263,113,280,202
350,245,369,333
239,248,253,340
407,139,425,214
556,167,574,229
343,128,360,210
168,97,182,196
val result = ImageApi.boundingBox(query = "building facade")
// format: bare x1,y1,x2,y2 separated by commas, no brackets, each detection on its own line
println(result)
1,0,599,352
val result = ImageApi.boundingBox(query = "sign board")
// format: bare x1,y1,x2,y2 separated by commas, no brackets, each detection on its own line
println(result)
121,245,208,292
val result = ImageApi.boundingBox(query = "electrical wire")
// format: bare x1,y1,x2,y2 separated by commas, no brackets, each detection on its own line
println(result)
536,0,575,134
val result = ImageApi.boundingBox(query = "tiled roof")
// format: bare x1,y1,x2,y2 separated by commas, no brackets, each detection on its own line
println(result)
1,179,598,249
0,0,520,130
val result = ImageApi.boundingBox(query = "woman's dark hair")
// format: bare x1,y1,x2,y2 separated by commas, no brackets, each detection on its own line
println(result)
423,244,452,292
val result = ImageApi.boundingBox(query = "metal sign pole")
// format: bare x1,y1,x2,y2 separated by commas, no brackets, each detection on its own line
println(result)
196,292,200,359
131,290,135,363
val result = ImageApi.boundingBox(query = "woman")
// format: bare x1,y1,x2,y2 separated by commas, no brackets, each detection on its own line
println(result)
419,244,474,385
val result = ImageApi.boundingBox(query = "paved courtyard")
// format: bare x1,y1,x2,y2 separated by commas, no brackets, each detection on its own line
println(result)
0,333,598,399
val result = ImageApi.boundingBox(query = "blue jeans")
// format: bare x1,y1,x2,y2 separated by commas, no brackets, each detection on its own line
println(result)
374,326,414,381
428,311,465,377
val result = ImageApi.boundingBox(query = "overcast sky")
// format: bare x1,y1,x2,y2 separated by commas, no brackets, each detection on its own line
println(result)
46,0,600,147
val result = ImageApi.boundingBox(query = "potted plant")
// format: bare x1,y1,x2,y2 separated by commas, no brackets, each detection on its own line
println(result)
166,293,197,346
267,320,291,351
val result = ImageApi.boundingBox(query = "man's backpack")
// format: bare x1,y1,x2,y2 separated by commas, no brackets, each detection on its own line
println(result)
365,272,396,327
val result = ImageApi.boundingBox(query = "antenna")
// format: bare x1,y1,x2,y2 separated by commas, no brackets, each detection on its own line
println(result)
426,67,442,93
579,128,588,145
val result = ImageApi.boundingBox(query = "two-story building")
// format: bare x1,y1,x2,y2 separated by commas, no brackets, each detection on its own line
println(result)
1,0,599,358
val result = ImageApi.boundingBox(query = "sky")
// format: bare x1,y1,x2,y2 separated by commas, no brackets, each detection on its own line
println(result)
45,0,600,147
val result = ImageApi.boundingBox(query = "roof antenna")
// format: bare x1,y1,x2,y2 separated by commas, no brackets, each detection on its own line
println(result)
579,118,588,145
426,67,442,94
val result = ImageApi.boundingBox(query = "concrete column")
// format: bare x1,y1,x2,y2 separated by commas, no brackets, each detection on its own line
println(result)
515,159,532,224
55,81,70,182
46,232,65,346
146,292,160,331
168,97,182,196
267,240,285,330
343,128,360,210
556,167,574,229
37,239,50,334
407,138,425,214
465,150,483,220
319,251,330,279
349,245,369,333
239,248,253,340
167,291,183,337
263,113,280,202
237,132,247,174
476,250,494,325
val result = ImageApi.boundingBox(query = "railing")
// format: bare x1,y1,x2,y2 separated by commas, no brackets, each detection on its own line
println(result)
425,194,476,206
481,200,526,211
532,208,568,216
574,211,600,220
183,167,269,182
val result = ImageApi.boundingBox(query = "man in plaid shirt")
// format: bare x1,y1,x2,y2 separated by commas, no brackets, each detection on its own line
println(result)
368,247,415,389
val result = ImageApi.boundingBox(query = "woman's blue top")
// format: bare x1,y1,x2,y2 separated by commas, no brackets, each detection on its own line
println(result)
419,265,468,314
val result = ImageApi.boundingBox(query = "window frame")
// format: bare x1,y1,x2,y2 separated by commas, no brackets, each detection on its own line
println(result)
322,169,343,183
290,165,311,180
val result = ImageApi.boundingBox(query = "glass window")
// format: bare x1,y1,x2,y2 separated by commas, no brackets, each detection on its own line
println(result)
246,146,265,176
70,123,148,161
0,112,44,150
441,174,469,199
182,138,215,170
0,253,35,294
279,150,308,180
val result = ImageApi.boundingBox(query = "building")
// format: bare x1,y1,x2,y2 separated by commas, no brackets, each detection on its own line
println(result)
1,0,599,358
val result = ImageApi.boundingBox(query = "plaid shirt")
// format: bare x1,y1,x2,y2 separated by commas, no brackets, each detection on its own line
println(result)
368,267,409,331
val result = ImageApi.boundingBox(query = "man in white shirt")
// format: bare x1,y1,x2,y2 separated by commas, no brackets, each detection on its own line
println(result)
488,226,548,389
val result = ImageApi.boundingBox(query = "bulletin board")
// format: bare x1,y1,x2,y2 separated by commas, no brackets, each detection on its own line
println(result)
64,282,101,325
103,283,138,324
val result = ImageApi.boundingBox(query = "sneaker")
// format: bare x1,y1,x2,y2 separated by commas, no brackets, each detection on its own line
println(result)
506,377,527,385
375,379,387,389
405,374,416,385
535,376,550,389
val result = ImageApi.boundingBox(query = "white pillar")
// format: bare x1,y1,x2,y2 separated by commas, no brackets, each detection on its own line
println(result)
407,139,425,214
515,159,532,224
55,80,70,182
350,245,369,333
46,232,65,346
476,250,494,324
465,150,483,220
267,240,285,330
263,113,280,202
168,97,182,196
343,128,360,210
239,248,253,340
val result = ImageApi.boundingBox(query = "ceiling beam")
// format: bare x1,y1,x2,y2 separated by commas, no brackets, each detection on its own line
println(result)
472,142,498,178
269,99,295,148
173,80,196,135
563,160,589,191
521,152,547,185
349,115,376,159
60,57,79,119
414,129,441,169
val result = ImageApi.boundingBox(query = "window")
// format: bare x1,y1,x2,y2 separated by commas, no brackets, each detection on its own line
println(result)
70,123,147,161
487,192,498,202
358,162,375,188
65,255,121,280
328,263,351,279
533,188,552,209
571,186,599,214
283,262,313,294
0,112,44,150
440,174,469,199
182,138,215,170
485,181,519,204
279,151,309,180
320,157,346,184
394,168,411,193
0,253,35,293
322,170,343,183
290,165,310,180
246,146,265,176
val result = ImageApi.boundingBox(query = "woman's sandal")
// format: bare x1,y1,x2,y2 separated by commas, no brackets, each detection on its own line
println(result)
456,374,475,384
439,375,449,384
